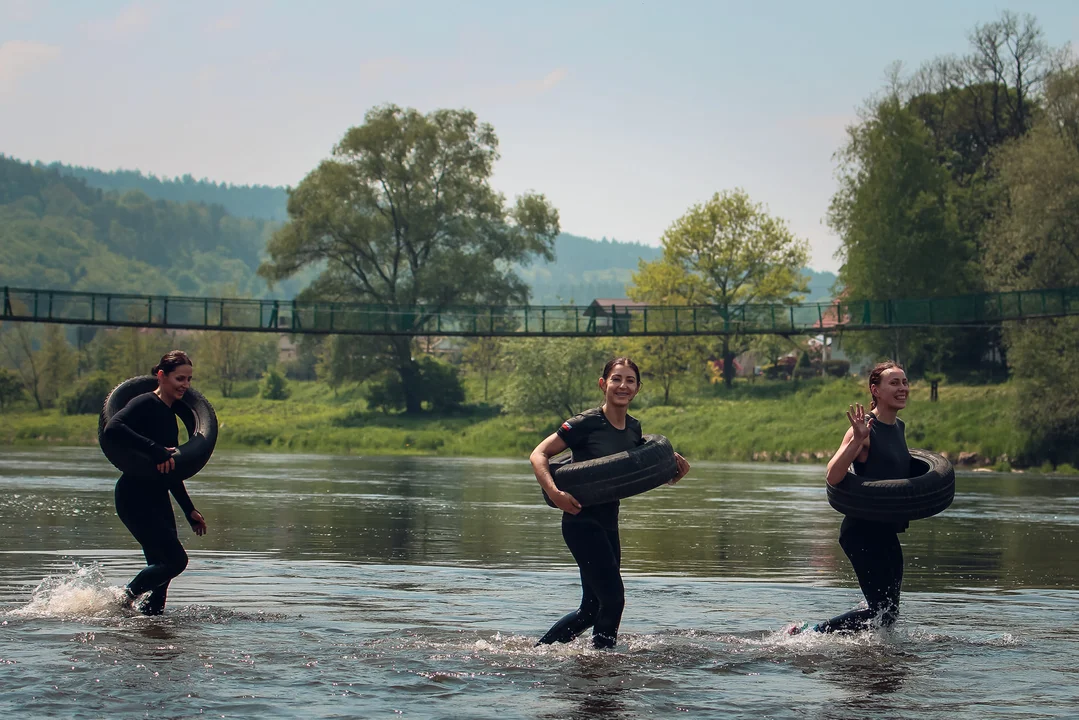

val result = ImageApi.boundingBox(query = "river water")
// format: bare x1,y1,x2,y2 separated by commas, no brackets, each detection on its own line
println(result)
1,448,1076,718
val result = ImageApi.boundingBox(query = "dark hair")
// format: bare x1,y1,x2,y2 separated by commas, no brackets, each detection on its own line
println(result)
152,350,193,377
602,357,641,384
868,361,903,410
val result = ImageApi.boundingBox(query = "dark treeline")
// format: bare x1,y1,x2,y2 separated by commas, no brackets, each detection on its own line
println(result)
44,162,290,222
0,155,320,297
829,10,1079,463
36,160,837,306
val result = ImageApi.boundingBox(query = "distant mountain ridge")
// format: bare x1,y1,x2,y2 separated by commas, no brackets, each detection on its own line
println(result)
38,158,837,304
47,162,290,222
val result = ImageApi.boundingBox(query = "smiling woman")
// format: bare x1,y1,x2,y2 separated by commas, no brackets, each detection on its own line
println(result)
791,361,923,636
528,356,690,650
99,350,214,616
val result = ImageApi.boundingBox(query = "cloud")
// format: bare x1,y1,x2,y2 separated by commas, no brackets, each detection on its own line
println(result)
0,0,37,24
495,66,570,101
85,1,156,40
206,13,241,33
540,67,568,91
0,40,62,94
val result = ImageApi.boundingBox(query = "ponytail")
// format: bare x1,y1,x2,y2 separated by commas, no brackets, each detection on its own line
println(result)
152,350,192,377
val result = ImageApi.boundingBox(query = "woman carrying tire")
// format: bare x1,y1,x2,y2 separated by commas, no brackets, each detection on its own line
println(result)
530,357,690,649
103,350,208,615
791,361,911,635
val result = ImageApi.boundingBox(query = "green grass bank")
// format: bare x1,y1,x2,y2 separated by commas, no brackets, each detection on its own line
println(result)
0,377,1041,469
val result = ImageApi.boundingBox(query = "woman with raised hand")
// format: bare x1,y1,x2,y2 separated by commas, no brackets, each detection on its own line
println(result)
790,361,911,635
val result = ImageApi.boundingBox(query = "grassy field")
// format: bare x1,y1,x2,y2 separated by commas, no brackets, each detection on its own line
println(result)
0,376,1039,468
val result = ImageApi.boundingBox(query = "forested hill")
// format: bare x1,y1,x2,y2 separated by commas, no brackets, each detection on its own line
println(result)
521,237,836,304
46,162,289,222
13,156,836,304
0,155,310,297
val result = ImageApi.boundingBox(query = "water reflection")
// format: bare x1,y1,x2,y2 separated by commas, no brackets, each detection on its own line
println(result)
2,449,1078,594
2,451,1079,595
543,661,633,720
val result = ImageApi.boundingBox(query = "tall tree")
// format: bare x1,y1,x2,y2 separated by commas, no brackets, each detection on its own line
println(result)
0,321,45,410
500,338,611,419
834,12,1061,374
660,189,809,387
461,337,503,403
39,325,78,408
828,94,987,372
101,328,177,380
907,12,1056,184
315,334,389,397
983,66,1079,464
197,330,278,397
259,105,560,413
626,258,709,403
0,367,23,410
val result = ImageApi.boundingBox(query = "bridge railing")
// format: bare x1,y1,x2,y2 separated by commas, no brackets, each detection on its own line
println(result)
3,285,1078,336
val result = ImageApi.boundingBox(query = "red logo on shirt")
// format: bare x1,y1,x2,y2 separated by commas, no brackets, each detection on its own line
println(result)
561,422,572,431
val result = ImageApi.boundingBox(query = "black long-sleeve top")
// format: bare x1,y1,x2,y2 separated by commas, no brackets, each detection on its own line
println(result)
103,391,197,519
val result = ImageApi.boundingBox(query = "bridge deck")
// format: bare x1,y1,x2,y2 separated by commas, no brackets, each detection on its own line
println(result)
3,285,1077,336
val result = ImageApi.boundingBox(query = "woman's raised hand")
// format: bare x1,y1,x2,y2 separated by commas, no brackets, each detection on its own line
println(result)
846,403,873,444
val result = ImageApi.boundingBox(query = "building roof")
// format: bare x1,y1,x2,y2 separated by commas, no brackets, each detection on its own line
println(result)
587,298,648,316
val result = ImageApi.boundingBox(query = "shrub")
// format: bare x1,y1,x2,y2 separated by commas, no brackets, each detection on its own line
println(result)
366,371,404,412
365,357,465,412
60,373,115,415
417,356,464,411
259,367,291,400
0,368,25,410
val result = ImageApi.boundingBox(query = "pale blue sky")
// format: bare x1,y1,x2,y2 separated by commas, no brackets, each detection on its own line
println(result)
2,1,1077,271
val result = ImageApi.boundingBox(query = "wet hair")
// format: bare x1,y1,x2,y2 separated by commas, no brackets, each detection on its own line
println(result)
868,361,903,410
602,357,641,385
152,350,193,377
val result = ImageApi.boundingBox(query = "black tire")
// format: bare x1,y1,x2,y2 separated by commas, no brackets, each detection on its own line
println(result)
98,376,218,482
826,448,955,523
541,434,678,508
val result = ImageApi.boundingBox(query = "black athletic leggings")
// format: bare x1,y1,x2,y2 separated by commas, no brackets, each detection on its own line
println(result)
115,478,189,615
816,521,903,633
538,513,625,649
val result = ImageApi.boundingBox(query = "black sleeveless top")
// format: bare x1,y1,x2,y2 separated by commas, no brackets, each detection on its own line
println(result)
556,407,643,528
846,413,912,534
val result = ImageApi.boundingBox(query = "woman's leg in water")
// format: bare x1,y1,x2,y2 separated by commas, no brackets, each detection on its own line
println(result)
537,565,600,645
538,516,625,648
138,537,183,616
115,483,189,614
815,527,903,633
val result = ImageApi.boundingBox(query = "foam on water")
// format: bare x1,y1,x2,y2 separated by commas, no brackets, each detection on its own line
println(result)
3,563,289,625
5,562,131,620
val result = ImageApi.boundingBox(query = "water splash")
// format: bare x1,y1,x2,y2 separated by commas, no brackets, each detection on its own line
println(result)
5,562,130,620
